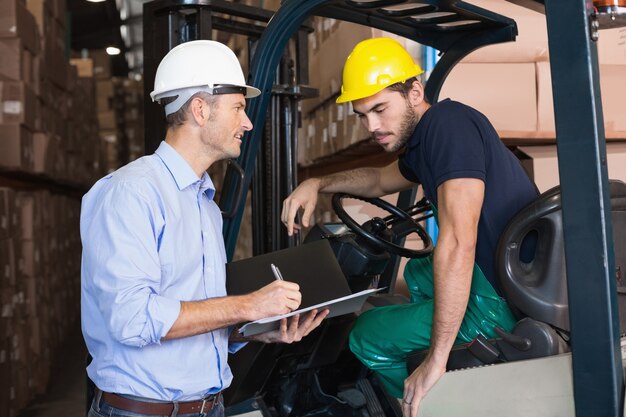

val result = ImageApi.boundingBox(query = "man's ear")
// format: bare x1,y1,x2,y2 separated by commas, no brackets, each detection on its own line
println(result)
409,80,425,106
190,97,210,126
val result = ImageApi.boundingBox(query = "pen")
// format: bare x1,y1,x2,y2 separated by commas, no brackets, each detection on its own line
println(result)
270,263,284,281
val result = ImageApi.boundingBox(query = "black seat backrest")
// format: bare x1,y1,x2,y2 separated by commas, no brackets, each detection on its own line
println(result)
495,180,626,332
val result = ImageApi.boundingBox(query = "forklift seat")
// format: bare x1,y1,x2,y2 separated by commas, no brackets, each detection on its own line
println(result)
407,179,626,373
497,179,626,332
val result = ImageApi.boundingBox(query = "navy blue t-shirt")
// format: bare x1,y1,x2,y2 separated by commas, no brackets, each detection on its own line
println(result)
398,99,538,295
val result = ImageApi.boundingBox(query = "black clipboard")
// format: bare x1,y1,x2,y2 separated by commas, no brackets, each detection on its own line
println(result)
226,239,351,307
226,240,380,336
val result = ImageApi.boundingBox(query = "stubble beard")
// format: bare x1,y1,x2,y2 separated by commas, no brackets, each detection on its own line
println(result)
372,104,419,153
203,113,242,161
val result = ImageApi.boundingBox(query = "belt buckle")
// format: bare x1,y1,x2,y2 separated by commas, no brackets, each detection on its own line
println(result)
200,396,213,414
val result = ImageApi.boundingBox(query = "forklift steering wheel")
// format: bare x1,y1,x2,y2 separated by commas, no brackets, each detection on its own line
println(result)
331,193,434,258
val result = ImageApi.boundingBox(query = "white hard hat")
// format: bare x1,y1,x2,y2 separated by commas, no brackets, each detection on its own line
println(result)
150,40,261,116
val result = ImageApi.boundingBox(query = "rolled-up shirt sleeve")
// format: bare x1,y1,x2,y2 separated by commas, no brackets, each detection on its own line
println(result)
82,180,180,347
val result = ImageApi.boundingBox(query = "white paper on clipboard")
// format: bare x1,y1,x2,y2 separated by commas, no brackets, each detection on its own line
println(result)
239,288,383,337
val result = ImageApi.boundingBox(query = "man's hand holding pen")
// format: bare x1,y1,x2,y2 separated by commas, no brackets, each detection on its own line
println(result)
232,264,330,344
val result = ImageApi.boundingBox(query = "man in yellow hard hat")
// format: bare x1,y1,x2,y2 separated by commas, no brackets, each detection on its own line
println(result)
281,37,538,416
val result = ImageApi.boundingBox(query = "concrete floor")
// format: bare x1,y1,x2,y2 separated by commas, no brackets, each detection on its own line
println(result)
19,326,87,417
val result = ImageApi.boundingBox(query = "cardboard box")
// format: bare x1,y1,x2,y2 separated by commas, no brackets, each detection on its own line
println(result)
97,110,116,130
32,133,49,174
0,125,34,172
0,189,18,242
16,194,35,241
50,0,66,28
597,28,626,66
0,238,16,287
517,143,626,193
0,0,40,55
462,0,549,63
0,81,38,131
96,79,114,111
298,114,315,166
20,240,42,279
536,61,626,133
42,18,67,90
24,0,49,43
439,62,537,132
70,58,94,78
31,54,41,97
0,39,35,84
91,49,111,80
0,191,11,241
41,105,65,139
462,1,625,66
66,63,77,93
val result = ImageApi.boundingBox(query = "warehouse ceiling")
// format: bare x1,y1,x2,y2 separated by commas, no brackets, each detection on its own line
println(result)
69,0,147,78
66,0,548,80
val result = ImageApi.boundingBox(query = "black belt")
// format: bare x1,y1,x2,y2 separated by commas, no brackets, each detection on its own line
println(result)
101,391,220,415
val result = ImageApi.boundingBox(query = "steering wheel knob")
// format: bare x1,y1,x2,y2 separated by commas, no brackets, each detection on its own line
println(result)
369,217,387,233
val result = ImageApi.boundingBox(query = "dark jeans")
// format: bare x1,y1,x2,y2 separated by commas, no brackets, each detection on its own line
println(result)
88,393,225,417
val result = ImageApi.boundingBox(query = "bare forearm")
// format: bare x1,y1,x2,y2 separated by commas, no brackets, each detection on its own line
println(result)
315,161,412,197
316,168,386,197
163,295,254,340
164,279,302,340
428,239,474,364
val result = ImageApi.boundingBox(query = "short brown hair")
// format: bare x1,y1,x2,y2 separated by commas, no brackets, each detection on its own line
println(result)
386,77,429,104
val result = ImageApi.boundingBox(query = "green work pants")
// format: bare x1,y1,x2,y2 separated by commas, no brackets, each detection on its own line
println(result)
348,256,516,398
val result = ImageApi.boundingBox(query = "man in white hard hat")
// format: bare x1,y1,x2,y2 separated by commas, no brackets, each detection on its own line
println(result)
81,40,328,417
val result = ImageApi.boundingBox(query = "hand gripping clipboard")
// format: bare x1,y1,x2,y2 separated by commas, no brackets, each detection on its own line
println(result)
226,239,381,336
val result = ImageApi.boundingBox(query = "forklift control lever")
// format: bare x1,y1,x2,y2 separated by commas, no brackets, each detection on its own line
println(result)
494,326,532,351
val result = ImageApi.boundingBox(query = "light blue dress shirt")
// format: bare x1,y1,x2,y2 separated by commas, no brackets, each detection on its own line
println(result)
81,141,242,401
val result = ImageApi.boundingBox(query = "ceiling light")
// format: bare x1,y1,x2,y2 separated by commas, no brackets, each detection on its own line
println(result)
106,46,121,55
85,0,106,3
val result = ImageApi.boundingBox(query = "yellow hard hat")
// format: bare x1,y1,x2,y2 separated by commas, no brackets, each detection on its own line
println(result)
336,38,424,104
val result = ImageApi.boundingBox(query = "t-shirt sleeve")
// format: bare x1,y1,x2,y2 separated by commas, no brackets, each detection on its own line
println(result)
398,150,420,183
424,105,487,188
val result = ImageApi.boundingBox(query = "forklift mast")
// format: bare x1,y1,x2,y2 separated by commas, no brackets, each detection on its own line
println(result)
143,0,624,415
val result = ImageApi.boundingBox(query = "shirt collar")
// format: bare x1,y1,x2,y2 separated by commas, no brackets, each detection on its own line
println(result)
404,99,445,151
155,141,216,199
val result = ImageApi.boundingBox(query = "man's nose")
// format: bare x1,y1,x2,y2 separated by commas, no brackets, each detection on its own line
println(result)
366,115,381,133
242,112,253,131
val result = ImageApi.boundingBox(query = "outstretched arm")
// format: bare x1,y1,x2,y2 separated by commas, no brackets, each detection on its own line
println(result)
163,280,302,340
281,161,413,235
402,177,484,417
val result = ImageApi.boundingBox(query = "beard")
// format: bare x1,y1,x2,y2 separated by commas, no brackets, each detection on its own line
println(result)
372,103,419,153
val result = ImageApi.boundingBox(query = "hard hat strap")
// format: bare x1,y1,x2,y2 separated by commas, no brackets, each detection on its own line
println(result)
163,87,200,116
162,85,248,116
210,85,248,96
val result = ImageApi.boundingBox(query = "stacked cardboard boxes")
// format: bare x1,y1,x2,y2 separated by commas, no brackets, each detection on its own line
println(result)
92,54,119,173
439,0,626,138
114,78,145,166
437,0,626,187
0,0,98,415
1,0,102,185
0,188,81,417
94,73,145,173
0,0,40,173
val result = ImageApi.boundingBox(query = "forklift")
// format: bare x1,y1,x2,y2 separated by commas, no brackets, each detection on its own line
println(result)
141,0,626,416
